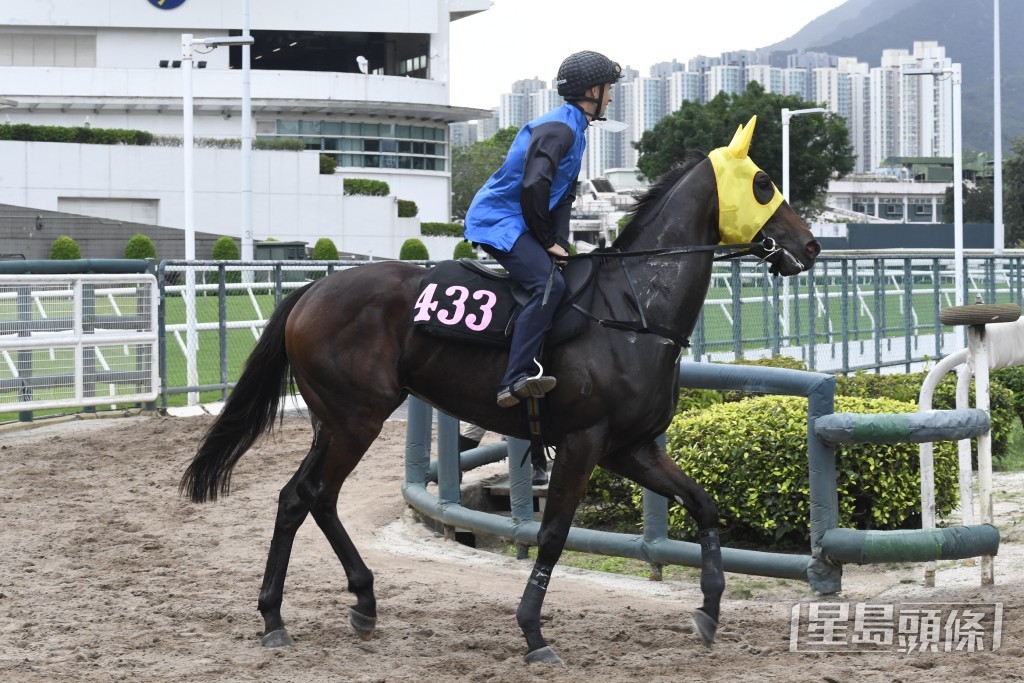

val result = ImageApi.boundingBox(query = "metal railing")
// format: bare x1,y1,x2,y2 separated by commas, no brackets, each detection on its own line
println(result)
155,252,1024,406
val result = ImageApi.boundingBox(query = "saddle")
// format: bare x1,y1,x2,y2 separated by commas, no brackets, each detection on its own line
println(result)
411,257,596,348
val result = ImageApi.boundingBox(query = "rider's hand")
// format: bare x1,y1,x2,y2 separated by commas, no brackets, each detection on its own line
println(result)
546,244,569,265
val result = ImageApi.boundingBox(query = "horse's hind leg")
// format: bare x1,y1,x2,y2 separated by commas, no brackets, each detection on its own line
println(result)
256,419,379,646
256,423,323,647
601,440,724,647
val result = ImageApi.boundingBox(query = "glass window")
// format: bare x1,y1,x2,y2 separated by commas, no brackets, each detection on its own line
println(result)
321,122,343,135
398,140,412,154
277,120,299,135
322,138,340,151
381,155,399,168
361,123,380,136
412,126,424,139
340,138,361,152
299,121,321,135
412,157,425,170
364,155,380,168
396,125,411,139
363,139,380,152
381,139,398,153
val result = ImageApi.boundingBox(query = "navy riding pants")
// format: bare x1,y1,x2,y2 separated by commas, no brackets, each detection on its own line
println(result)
489,232,566,388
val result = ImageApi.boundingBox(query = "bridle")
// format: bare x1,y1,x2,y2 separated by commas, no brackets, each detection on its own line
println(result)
558,236,787,349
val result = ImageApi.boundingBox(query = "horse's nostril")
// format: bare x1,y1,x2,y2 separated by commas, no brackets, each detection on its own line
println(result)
806,240,821,257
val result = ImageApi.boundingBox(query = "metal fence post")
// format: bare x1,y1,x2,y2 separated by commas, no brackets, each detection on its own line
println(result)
218,264,228,402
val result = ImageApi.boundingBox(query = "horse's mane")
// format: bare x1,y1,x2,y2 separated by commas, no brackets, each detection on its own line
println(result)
614,150,707,250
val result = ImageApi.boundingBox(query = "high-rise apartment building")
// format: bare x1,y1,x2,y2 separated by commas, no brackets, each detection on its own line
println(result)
486,41,957,179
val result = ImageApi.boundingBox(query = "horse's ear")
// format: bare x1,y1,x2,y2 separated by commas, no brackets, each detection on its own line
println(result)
727,115,757,159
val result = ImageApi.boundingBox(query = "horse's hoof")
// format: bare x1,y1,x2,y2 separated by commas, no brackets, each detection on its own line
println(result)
261,628,295,648
523,645,564,666
349,608,377,640
691,608,718,648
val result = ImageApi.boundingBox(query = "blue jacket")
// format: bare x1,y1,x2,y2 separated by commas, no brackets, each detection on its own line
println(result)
464,103,588,252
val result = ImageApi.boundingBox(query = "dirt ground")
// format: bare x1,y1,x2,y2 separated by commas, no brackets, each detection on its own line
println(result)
0,413,1021,683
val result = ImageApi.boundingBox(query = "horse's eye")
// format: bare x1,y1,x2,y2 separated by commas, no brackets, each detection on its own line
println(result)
752,172,774,205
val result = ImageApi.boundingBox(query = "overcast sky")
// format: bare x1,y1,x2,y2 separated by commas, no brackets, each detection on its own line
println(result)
449,0,848,111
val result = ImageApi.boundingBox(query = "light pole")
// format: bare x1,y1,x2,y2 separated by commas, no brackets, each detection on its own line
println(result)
181,33,254,405
902,63,963,310
780,106,826,342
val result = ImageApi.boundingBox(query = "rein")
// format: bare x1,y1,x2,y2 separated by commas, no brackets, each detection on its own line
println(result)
561,237,782,349
565,237,780,263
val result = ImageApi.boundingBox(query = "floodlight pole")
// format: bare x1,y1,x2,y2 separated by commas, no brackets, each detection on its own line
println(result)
182,34,199,405
780,107,826,343
241,0,254,262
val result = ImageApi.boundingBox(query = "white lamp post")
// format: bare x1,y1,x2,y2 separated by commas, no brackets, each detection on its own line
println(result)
780,106,826,342
902,63,963,310
181,33,254,405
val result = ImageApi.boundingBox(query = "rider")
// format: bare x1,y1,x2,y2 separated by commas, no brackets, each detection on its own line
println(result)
464,50,622,408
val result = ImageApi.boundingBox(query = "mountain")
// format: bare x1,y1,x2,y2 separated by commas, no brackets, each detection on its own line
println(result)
766,0,1023,153
765,0,920,53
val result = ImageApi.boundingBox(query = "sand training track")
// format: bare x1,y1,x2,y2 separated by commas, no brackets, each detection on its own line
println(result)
0,414,1021,682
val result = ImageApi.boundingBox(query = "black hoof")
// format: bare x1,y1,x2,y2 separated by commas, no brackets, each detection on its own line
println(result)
691,608,718,648
261,628,295,648
523,645,564,665
349,608,377,640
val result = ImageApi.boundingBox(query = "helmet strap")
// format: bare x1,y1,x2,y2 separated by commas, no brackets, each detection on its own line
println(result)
571,84,608,122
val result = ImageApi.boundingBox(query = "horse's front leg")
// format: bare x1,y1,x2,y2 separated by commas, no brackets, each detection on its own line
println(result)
516,431,603,666
602,439,724,647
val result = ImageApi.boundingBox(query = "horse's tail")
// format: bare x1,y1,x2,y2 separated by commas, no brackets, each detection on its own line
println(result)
180,281,316,503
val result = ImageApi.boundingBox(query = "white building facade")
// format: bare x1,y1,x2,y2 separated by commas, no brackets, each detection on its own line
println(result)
0,0,491,258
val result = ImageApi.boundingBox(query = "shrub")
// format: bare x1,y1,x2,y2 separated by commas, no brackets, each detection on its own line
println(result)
49,235,81,260
319,153,338,174
211,236,241,284
311,237,339,260
343,178,390,196
838,370,1016,467
253,138,306,151
0,123,152,146
421,222,464,237
453,241,477,260
397,199,418,218
662,395,959,545
124,233,156,260
211,236,240,260
399,238,429,260
993,366,1024,425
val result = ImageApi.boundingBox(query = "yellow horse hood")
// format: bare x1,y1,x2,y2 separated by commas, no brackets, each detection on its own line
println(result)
707,116,784,245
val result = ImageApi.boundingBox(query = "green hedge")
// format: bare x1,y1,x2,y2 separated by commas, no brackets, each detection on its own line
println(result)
0,123,153,146
399,238,429,260
311,237,339,260
124,233,156,260
49,235,81,260
319,154,338,174
657,395,960,545
344,178,390,196
421,222,464,237
253,138,305,151
453,241,477,260
212,236,240,260
993,366,1024,426
397,199,418,218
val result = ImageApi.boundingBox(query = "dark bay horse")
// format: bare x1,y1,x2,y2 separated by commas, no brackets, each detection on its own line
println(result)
181,116,820,665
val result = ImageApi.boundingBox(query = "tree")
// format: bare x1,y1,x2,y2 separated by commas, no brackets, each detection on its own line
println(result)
450,126,519,219
1004,137,1024,247
311,237,339,260
49,235,81,260
399,238,429,260
634,83,854,214
942,181,994,223
124,233,156,260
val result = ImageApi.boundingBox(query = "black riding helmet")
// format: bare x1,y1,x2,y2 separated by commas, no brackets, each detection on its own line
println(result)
555,51,623,121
